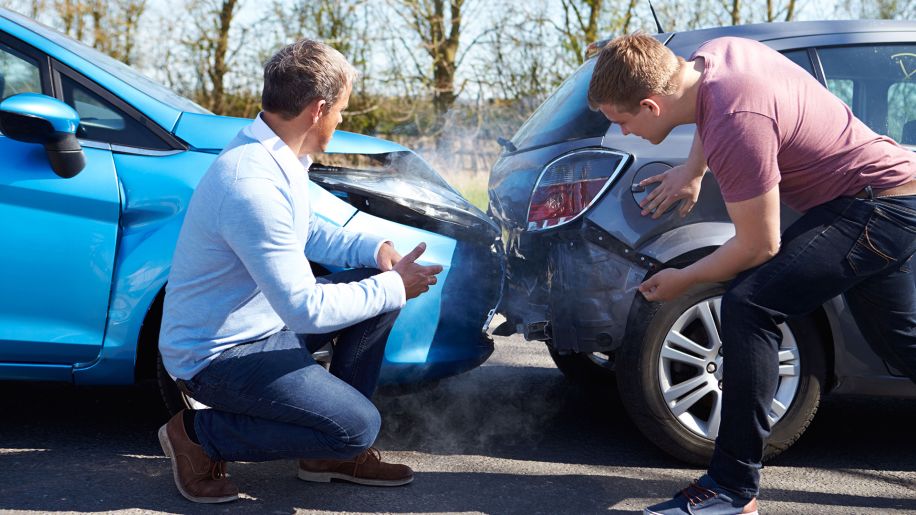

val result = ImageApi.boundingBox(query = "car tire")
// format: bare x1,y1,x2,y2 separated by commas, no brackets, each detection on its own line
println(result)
617,284,826,465
548,348,615,387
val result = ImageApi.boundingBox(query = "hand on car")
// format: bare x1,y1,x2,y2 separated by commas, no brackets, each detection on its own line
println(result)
638,164,705,219
376,242,401,271
393,242,443,300
639,268,694,302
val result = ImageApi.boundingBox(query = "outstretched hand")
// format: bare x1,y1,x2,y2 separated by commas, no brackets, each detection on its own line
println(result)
392,242,443,300
638,164,705,219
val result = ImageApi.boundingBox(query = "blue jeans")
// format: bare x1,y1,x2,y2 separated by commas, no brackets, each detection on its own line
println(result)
179,268,400,462
709,194,916,499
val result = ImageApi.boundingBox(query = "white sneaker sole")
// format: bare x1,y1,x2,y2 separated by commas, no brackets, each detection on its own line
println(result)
297,468,414,487
158,424,238,504
644,508,758,514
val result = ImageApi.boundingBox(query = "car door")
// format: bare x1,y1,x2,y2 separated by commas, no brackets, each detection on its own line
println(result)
0,35,120,370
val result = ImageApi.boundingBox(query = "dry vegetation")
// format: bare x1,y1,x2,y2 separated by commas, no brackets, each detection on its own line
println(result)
3,0,913,209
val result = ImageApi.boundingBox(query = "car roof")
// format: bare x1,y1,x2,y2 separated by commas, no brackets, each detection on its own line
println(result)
663,19,916,50
589,20,916,58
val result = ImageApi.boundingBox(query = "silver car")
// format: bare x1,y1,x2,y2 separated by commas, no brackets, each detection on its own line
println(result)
488,20,916,464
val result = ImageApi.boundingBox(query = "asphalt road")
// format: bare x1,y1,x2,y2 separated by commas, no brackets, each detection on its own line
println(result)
1,333,914,514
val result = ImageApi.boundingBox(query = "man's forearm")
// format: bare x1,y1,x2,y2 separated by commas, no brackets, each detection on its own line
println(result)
682,236,777,285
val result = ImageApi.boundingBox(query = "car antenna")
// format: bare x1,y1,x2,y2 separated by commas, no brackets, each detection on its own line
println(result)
648,0,665,33
497,136,517,153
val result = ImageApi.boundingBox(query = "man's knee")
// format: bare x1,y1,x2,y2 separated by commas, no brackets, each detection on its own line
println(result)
342,403,381,454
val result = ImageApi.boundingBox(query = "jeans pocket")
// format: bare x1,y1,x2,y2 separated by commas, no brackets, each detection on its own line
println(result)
846,206,916,276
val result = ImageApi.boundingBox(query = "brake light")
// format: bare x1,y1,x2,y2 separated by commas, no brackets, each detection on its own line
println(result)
526,149,629,231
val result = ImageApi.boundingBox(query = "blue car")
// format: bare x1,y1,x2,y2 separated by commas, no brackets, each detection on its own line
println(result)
0,8,503,412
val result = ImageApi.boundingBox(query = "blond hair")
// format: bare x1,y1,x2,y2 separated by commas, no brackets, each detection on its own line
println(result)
587,32,681,113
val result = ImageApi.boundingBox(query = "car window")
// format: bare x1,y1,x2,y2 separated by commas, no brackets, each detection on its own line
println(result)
887,82,916,145
0,43,41,99
818,44,916,144
509,59,610,152
826,78,854,107
781,49,815,76
59,73,170,150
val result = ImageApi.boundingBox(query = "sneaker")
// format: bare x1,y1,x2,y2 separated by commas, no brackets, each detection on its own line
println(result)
645,474,758,515
298,447,413,486
158,411,239,503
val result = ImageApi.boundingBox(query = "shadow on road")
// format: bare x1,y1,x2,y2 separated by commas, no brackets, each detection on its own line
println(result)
0,361,914,514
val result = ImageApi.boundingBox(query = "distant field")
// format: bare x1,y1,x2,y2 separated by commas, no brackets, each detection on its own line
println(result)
445,171,489,210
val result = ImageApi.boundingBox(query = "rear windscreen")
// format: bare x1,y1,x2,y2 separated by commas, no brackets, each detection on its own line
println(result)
510,59,610,152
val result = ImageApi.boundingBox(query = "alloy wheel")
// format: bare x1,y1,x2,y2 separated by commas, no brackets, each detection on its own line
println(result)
657,296,801,440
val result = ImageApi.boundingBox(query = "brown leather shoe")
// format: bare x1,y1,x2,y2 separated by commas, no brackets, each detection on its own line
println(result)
298,447,413,486
158,411,238,503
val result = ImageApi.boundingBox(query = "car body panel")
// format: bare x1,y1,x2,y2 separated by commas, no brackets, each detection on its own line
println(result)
72,149,210,384
344,211,455,364
0,140,119,365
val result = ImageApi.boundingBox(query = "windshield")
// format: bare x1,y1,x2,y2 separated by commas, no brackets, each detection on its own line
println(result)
3,9,210,114
510,59,610,151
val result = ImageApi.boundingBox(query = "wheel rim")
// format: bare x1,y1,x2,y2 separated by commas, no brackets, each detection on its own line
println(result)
657,296,801,440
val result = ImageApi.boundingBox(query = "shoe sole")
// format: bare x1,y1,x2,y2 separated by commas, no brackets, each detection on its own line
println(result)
158,424,238,504
297,468,414,487
644,509,758,515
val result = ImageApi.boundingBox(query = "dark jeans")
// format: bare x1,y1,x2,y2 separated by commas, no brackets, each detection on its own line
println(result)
708,194,916,499
179,268,400,462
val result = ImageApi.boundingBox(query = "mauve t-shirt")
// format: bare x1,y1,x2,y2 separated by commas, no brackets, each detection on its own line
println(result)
692,37,915,212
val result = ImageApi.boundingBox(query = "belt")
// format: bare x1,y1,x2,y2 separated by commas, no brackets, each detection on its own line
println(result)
855,180,916,199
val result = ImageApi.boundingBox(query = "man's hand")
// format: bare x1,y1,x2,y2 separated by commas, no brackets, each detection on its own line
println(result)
639,268,694,302
638,164,705,219
376,242,401,271
392,242,443,300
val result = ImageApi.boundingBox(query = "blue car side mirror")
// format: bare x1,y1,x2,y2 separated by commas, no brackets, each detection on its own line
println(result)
0,93,86,178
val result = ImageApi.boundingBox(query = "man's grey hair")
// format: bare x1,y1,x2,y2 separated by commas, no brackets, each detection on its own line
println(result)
261,38,358,120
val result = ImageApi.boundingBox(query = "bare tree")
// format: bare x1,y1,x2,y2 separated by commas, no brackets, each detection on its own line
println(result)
554,0,639,66
268,0,374,91
390,0,468,118
839,0,915,19
725,0,740,25
54,0,86,39
766,0,797,21
181,0,244,114
270,0,368,62
108,0,146,65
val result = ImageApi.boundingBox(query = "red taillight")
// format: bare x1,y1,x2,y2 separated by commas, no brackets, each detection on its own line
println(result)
526,149,628,231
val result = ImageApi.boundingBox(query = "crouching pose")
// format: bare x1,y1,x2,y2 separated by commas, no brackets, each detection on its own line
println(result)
157,38,441,503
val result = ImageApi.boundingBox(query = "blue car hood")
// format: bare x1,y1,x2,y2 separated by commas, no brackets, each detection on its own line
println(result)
173,112,408,154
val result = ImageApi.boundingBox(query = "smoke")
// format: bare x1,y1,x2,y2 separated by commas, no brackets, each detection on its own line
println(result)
373,345,569,455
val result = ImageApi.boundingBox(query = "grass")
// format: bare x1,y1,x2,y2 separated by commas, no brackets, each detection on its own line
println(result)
444,171,490,211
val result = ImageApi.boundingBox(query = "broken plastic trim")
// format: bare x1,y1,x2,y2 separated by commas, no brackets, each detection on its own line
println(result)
309,150,499,242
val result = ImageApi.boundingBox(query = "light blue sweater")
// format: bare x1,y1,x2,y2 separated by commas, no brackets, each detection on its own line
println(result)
159,118,405,380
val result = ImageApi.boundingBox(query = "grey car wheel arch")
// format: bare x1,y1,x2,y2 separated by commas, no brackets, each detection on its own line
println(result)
639,222,735,264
